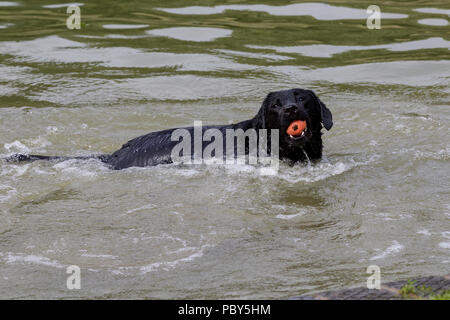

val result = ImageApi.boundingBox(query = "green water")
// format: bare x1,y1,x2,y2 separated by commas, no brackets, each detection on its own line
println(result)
0,1,449,299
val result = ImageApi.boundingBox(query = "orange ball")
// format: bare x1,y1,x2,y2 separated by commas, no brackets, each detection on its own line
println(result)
286,120,307,136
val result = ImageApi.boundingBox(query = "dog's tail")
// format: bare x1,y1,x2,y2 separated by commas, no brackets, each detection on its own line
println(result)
3,153,109,163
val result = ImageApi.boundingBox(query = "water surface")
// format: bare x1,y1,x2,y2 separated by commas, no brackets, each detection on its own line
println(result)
0,0,449,299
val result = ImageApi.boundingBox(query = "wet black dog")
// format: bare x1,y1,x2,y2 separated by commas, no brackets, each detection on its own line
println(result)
7,88,332,169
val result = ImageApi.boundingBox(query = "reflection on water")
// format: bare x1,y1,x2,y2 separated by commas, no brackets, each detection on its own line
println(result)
215,49,293,61
418,19,449,26
0,0,449,299
102,24,149,30
76,34,147,39
248,37,450,58
158,3,408,20
0,1,18,6
413,8,450,16
146,27,233,42
42,2,84,9
0,35,253,72
272,60,450,86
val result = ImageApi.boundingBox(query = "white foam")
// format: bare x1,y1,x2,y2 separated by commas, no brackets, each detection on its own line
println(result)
275,161,353,183
126,203,156,214
4,140,30,154
1,163,30,177
370,241,404,260
80,253,118,259
414,148,450,161
175,168,202,176
4,253,65,268
417,229,431,236
52,159,104,178
0,185,17,203
31,166,55,176
140,245,210,273
46,126,59,134
438,242,450,249
276,212,305,220
28,136,51,149
151,156,367,184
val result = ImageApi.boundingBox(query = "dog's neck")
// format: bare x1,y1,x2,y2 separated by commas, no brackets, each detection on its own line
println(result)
280,131,323,162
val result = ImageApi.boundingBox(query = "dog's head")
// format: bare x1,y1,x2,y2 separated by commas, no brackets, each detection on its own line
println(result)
254,88,332,159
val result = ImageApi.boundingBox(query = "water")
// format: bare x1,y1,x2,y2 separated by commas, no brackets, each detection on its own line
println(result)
0,1,449,299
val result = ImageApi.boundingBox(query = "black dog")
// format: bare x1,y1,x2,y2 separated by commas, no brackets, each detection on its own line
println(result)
7,88,332,169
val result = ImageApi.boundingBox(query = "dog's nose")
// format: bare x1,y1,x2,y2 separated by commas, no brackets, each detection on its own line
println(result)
284,105,298,113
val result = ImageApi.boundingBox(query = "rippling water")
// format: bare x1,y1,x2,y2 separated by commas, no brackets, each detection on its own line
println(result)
0,1,449,299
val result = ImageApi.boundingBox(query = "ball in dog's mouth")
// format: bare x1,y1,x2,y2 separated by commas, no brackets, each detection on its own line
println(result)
286,120,307,138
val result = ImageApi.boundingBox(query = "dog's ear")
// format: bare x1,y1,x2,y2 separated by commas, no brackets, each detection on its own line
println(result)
307,90,333,131
254,92,273,129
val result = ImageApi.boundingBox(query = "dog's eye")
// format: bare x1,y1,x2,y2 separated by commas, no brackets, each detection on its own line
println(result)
298,96,305,102
272,100,282,108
